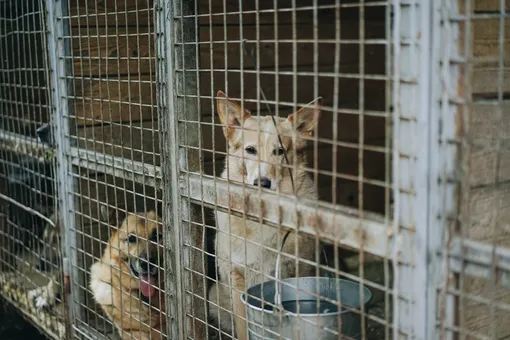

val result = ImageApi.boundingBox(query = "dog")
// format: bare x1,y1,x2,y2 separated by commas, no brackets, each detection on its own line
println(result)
28,205,127,310
208,91,322,340
89,211,166,340
27,211,63,309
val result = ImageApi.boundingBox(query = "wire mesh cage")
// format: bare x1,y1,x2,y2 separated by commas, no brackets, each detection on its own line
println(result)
0,0,66,338
444,0,510,339
0,0,508,340
163,0,393,339
58,0,164,339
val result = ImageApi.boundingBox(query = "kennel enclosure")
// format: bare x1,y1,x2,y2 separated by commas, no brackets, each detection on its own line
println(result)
0,0,508,339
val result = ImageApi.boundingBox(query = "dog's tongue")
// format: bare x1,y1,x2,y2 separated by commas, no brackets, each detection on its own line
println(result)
140,274,156,298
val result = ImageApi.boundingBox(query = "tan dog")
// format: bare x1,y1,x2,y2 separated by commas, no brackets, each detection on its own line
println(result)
208,91,322,340
90,211,165,340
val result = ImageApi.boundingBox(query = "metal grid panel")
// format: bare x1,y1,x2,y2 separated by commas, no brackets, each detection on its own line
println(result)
4,0,508,339
392,1,461,339
443,0,510,338
0,0,67,338
167,0,394,339
49,0,166,339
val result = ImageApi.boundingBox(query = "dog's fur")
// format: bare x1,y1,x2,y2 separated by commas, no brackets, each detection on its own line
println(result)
208,91,322,340
28,206,128,310
27,211,63,309
90,211,166,340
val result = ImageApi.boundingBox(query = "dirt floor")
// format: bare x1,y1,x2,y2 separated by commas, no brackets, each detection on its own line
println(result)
0,299,49,340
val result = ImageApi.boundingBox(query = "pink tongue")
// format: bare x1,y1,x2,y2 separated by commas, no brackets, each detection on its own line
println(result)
140,274,156,298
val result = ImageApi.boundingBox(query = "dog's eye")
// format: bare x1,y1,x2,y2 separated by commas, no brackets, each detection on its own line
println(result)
274,147,285,156
245,146,257,155
151,229,163,242
126,234,137,243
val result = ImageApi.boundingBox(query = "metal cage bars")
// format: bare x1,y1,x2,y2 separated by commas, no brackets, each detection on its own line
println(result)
164,0,394,339
46,0,77,335
394,1,510,339
0,0,507,339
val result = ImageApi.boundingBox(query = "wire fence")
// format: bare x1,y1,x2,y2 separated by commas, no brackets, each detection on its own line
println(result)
447,0,510,338
0,1,507,340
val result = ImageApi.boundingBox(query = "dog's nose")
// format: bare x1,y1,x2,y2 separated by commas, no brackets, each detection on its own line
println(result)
253,177,271,189
139,253,159,274
139,257,150,273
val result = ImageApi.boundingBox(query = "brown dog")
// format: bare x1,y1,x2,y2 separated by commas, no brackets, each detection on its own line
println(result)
90,211,166,340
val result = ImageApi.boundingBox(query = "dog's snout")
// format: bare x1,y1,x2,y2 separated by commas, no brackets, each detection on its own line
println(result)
253,177,271,189
138,254,158,274
138,254,156,273
139,258,149,272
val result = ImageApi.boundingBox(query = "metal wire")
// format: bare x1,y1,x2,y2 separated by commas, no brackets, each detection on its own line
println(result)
0,1,66,338
173,1,393,340
11,1,510,340
443,0,510,339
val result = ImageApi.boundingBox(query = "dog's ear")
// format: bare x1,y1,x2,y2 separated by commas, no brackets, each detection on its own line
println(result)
216,90,251,141
100,204,127,227
145,210,160,222
287,97,322,135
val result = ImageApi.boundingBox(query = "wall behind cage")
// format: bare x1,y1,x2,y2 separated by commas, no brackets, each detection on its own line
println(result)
68,0,158,165
196,0,391,214
0,0,49,136
454,0,510,337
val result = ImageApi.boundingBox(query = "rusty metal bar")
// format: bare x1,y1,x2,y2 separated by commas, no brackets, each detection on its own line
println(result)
67,147,162,189
392,0,458,339
181,173,392,258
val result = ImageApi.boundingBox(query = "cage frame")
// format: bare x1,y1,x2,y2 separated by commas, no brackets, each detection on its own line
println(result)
0,0,509,339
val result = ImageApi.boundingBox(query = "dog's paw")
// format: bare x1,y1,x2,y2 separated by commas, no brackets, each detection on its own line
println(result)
28,285,57,310
90,279,113,305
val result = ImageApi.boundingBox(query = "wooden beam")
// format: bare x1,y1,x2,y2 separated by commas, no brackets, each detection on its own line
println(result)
72,75,156,126
70,0,154,27
76,120,160,165
71,27,155,77
198,67,387,116
469,19,510,96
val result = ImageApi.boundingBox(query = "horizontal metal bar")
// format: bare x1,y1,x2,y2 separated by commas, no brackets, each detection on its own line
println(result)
0,192,54,225
178,1,388,18
68,147,162,189
449,237,510,288
0,131,163,189
72,323,115,340
180,173,393,258
0,130,54,161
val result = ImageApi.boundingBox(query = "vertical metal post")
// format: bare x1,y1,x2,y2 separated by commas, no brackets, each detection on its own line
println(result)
174,0,207,337
431,1,460,338
155,0,184,338
157,0,206,338
45,0,78,335
392,0,457,339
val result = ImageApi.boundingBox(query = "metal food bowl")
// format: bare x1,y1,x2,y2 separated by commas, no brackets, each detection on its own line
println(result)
241,277,373,340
